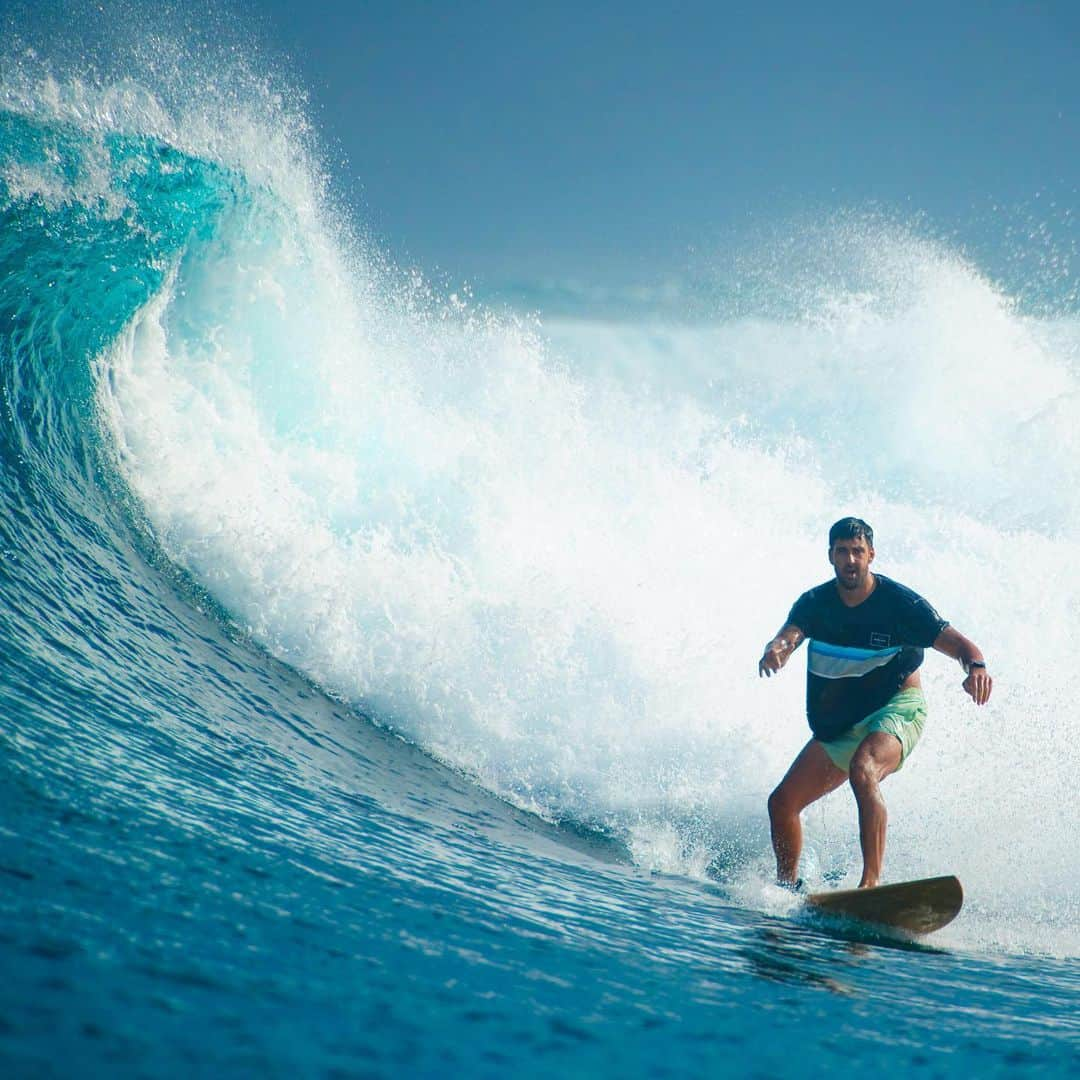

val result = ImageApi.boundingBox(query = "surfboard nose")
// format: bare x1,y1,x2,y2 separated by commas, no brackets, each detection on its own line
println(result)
806,875,964,935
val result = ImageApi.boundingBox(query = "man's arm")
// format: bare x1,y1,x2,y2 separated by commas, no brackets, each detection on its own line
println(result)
931,626,992,705
758,624,806,678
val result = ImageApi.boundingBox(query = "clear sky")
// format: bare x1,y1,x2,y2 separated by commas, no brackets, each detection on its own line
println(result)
242,1,1079,286
9,0,1078,290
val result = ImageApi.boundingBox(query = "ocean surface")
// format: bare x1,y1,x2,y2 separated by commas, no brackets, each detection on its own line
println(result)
1,40,1079,1079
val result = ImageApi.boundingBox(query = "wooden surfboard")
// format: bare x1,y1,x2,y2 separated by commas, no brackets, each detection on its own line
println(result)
806,874,963,935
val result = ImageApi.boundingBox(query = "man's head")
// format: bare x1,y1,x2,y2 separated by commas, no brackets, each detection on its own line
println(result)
828,517,875,591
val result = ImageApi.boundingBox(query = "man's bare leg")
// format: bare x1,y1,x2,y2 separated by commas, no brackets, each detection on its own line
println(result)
768,740,847,885
848,733,902,888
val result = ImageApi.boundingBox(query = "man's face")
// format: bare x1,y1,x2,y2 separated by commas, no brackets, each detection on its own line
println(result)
829,535,874,591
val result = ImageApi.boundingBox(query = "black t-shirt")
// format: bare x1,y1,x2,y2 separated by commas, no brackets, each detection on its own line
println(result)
786,574,949,741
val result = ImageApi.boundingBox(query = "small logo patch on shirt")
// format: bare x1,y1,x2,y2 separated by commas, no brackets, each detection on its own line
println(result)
870,632,892,648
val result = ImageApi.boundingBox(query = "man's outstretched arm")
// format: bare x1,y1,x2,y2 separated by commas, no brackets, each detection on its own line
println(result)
759,624,806,678
932,626,993,705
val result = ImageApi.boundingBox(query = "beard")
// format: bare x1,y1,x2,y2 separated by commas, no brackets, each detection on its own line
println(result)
837,569,866,590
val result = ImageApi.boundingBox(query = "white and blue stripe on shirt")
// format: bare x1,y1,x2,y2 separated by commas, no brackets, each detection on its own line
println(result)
807,640,902,679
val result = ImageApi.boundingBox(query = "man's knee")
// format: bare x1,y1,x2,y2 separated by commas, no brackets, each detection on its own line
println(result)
848,757,878,796
849,738,899,794
768,783,798,820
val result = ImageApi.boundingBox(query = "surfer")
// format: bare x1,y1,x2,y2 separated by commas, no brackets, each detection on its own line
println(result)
758,517,992,890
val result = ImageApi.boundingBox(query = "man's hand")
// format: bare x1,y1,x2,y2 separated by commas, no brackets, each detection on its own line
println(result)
931,628,992,706
758,641,788,677
962,667,993,706
759,626,804,678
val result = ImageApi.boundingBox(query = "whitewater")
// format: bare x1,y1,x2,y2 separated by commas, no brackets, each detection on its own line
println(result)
1,39,1077,1078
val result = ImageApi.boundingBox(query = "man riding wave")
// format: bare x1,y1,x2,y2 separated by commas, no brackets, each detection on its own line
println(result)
759,517,992,890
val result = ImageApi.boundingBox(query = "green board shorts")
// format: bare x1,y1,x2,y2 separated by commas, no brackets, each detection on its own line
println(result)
818,687,928,773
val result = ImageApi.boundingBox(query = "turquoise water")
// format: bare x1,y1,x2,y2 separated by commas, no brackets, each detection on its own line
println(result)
1,42,1078,1078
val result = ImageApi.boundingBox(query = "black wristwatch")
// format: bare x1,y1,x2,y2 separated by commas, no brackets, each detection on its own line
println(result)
965,660,987,674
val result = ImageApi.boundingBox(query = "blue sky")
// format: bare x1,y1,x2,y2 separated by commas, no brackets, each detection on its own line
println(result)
8,0,1078,291
247,1,1079,286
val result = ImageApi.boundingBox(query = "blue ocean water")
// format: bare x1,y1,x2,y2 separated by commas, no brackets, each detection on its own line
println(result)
1,44,1079,1080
